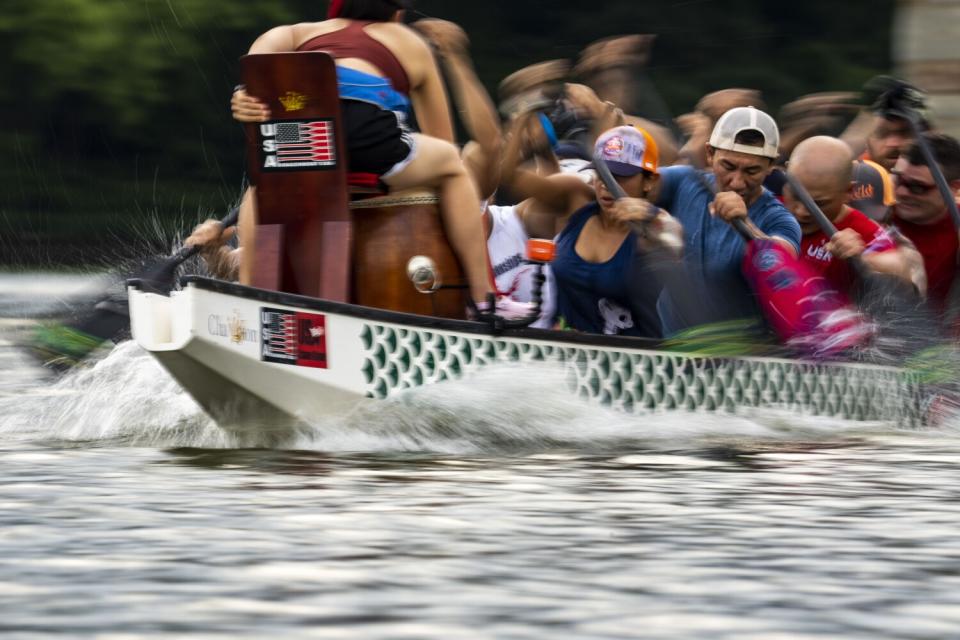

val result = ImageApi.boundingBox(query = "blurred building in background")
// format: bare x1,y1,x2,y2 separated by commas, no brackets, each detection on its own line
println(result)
896,0,960,137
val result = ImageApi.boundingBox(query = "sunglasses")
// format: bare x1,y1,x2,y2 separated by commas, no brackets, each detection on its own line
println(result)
892,173,937,195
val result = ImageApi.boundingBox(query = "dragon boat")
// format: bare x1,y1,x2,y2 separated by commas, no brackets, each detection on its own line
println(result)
128,52,927,437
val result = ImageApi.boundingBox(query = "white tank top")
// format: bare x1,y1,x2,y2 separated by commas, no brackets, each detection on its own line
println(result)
486,205,556,329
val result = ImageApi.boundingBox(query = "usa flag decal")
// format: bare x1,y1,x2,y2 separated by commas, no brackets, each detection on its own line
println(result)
259,119,337,171
260,307,328,369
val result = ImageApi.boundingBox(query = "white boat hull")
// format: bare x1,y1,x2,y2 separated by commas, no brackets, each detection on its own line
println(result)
129,277,924,437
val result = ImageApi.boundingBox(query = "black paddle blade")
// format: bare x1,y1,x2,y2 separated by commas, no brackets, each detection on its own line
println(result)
26,206,240,370
137,250,194,295
29,295,129,370
27,249,192,369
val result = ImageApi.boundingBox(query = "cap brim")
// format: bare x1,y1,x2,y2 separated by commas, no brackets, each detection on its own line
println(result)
605,161,648,177
851,200,891,223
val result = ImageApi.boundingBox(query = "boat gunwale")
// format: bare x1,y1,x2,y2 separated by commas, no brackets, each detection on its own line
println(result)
127,276,914,375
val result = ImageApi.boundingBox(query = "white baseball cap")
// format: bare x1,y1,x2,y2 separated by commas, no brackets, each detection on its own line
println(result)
708,106,780,159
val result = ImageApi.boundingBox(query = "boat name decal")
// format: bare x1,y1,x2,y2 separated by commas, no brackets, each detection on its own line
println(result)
208,311,258,344
259,120,337,172
260,307,328,369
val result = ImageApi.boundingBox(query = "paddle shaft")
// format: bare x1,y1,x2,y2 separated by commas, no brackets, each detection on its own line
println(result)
593,151,628,200
138,205,241,296
683,166,755,242
783,172,871,278
172,206,241,265
592,152,667,240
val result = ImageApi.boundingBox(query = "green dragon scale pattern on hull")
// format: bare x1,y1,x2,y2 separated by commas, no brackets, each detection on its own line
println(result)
359,324,923,425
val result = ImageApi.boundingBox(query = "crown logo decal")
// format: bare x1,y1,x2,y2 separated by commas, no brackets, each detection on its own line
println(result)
228,312,246,344
279,91,308,112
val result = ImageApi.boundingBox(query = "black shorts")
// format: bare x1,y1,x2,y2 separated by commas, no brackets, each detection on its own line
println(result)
341,99,413,176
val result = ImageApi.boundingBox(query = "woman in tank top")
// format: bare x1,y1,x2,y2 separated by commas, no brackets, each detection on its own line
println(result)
227,0,522,317
501,119,683,337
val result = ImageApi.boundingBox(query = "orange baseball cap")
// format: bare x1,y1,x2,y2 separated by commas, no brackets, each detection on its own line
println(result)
851,159,896,222
593,125,659,176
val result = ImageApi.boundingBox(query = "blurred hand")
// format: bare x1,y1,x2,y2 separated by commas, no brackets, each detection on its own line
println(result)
576,34,655,75
231,88,270,123
564,83,607,119
779,92,861,127
414,19,469,55
676,112,711,140
710,191,748,222
826,228,866,260
778,92,863,155
611,198,658,225
498,60,570,101
696,88,765,123
648,211,684,254
185,218,236,254
612,202,684,254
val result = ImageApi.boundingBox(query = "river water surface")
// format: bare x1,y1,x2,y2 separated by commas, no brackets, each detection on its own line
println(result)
2,273,960,639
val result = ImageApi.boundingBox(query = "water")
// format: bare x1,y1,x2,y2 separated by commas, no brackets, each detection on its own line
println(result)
2,273,960,638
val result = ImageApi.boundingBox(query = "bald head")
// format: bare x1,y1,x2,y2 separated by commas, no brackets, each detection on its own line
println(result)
784,136,856,229
788,136,853,192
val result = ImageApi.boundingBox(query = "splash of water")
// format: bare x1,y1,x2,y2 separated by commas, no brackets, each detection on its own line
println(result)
0,341,227,448
0,339,919,454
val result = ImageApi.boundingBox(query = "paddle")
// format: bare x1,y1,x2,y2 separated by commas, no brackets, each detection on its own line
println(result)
781,171,945,356
681,167,876,357
782,170,922,301
592,150,681,248
881,88,960,331
592,152,748,344
878,83,960,230
29,207,240,369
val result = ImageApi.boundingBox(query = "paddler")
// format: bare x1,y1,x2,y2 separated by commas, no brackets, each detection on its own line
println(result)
196,0,530,319
650,106,801,336
782,136,915,297
501,122,681,337
889,132,960,317
841,76,931,172
412,18,556,325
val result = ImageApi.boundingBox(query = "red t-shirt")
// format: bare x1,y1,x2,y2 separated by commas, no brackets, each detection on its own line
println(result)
800,208,895,293
892,212,959,313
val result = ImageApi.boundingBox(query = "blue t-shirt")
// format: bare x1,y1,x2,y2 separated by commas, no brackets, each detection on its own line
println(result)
552,204,662,337
655,165,801,336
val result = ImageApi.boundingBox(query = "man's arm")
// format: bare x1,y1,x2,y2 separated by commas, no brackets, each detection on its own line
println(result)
711,192,800,256
416,19,502,198
501,111,593,212
827,228,919,289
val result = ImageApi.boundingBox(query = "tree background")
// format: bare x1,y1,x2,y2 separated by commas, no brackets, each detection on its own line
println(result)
0,0,895,266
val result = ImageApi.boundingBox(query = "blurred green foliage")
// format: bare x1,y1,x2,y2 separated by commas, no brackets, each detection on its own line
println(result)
0,0,895,265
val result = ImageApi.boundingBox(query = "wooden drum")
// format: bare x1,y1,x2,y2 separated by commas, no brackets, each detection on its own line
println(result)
350,190,468,319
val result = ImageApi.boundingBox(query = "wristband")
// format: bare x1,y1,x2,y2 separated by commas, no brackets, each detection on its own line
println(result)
536,112,559,150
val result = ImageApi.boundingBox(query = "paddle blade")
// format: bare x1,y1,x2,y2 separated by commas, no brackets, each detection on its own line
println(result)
137,250,194,295
742,240,874,358
29,303,128,370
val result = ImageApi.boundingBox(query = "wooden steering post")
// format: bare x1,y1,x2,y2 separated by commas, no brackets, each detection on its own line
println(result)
241,51,351,301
